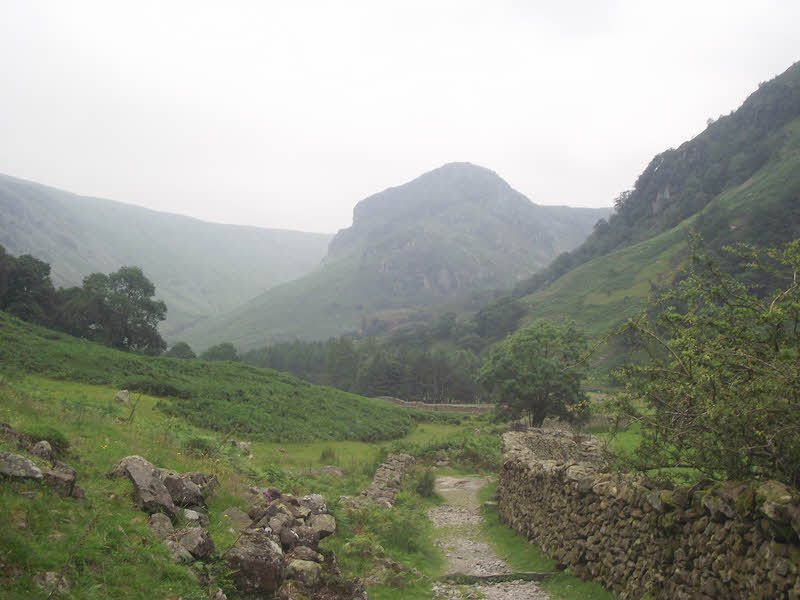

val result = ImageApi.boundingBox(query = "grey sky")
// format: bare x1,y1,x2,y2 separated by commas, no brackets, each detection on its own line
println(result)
0,1,797,233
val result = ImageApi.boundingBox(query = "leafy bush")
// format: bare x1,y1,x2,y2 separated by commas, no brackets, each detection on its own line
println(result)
414,469,436,498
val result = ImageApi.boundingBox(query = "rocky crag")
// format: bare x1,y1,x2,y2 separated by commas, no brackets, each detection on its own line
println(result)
498,429,800,599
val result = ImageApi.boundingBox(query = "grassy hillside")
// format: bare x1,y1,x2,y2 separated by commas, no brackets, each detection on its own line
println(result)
0,173,332,337
515,60,800,299
0,310,414,442
522,124,800,338
182,163,609,350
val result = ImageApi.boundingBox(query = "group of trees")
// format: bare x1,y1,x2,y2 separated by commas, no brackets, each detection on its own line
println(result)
0,245,167,354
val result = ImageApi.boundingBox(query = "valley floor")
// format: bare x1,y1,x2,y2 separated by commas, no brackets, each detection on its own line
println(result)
429,475,549,600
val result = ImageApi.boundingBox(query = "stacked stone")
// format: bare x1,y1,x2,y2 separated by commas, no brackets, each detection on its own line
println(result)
498,430,800,600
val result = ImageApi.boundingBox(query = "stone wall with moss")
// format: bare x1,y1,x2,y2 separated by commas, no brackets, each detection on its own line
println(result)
498,430,800,599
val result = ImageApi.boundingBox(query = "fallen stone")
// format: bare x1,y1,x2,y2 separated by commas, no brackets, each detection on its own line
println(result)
299,493,327,515
108,456,178,521
309,513,336,539
149,513,174,537
223,506,252,531
292,545,324,563
286,559,322,588
226,529,285,595
183,508,209,527
160,469,206,508
43,468,76,497
175,527,216,558
30,440,53,461
0,450,43,481
184,471,219,497
164,539,193,563
114,389,130,405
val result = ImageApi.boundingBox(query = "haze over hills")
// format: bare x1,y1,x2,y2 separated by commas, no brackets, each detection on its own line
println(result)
181,162,610,350
0,174,332,336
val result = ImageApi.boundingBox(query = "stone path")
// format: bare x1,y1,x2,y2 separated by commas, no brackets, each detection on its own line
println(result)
427,476,549,600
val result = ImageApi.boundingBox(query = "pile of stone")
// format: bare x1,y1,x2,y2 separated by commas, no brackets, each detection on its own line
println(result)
110,455,366,599
357,453,415,508
0,422,85,499
498,430,800,600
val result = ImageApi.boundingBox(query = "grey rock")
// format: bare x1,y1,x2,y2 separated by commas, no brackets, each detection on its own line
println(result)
309,513,336,539
223,506,252,531
108,455,178,521
299,493,327,515
43,468,76,497
292,545,324,563
226,529,285,595
183,508,209,527
164,539,193,563
114,389,131,405
30,440,53,461
32,571,69,595
160,469,206,508
149,513,174,537
286,559,322,588
0,450,43,481
175,527,216,558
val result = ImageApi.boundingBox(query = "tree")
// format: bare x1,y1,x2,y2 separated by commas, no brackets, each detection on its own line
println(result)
477,320,588,426
164,341,197,359
1,253,55,323
78,267,167,354
201,342,240,362
614,237,800,485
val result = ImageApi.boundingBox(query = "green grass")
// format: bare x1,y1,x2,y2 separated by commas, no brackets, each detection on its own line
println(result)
477,484,617,600
0,310,415,443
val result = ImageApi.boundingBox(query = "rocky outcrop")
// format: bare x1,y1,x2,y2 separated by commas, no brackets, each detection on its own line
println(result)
498,430,800,600
226,528,285,595
109,456,179,521
160,469,206,508
360,453,415,508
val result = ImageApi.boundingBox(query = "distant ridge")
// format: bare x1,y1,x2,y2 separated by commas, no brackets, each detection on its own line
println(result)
180,162,610,350
0,174,332,335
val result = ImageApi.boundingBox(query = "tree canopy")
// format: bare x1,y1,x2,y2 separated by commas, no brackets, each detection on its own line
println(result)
201,342,240,362
614,237,800,485
477,320,588,426
164,341,197,359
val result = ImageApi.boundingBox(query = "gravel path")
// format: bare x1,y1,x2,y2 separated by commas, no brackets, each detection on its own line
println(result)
427,475,549,600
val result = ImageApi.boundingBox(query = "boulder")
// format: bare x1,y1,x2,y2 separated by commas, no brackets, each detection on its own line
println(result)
109,456,178,521
225,529,285,596
43,468,76,497
184,471,219,496
309,513,336,539
223,506,253,532
299,494,327,515
149,513,174,538
164,539,193,563
160,470,205,508
286,559,322,588
183,508,209,527
291,526,320,550
0,451,43,481
292,545,324,563
114,389,131,405
30,440,53,461
231,440,251,454
175,527,216,558
0,422,22,447
757,480,797,524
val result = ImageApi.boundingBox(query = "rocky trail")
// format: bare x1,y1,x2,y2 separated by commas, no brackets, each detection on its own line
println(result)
428,475,549,600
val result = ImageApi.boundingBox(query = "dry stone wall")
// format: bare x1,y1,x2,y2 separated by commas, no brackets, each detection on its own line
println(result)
498,429,800,600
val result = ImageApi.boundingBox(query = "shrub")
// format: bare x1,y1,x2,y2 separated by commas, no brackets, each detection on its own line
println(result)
414,469,436,498
183,436,216,457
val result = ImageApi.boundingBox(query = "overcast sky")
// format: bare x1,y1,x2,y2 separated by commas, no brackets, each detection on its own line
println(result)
0,1,797,233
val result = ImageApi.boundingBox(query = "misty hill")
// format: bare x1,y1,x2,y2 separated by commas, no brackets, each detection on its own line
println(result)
515,60,800,340
0,174,332,335
515,60,800,300
181,163,610,350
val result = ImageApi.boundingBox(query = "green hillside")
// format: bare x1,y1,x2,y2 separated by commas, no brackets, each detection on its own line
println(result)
0,174,332,337
515,60,800,299
0,310,414,442
522,117,800,337
182,163,610,350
